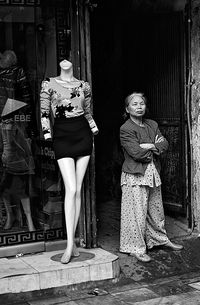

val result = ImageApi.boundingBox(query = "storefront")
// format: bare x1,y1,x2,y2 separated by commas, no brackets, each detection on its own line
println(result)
2,0,200,260
0,0,96,257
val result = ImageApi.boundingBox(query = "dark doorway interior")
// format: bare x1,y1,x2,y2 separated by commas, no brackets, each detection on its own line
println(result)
90,1,188,235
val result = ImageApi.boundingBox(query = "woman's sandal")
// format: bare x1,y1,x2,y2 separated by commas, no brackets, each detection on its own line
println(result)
130,252,152,263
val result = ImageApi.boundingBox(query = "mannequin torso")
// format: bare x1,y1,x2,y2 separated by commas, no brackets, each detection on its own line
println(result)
40,59,98,139
54,76,81,89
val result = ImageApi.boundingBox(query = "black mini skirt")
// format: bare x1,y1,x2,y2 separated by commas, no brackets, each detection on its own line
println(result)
53,115,93,160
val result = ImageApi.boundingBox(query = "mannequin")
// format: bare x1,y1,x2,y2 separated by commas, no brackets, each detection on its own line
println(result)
0,98,35,231
40,59,98,263
0,50,35,231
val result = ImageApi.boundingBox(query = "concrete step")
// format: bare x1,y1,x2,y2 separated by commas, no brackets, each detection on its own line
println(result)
0,248,119,294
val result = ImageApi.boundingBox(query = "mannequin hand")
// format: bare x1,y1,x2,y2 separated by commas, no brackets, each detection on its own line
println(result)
155,135,164,143
93,130,99,135
91,126,99,135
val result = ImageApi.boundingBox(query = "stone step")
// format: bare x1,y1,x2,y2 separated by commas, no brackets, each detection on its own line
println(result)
0,248,120,294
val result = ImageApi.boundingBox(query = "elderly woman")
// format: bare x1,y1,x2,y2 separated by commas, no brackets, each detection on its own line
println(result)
119,92,183,263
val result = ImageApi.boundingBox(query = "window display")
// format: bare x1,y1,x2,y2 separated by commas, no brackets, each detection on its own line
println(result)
0,1,70,253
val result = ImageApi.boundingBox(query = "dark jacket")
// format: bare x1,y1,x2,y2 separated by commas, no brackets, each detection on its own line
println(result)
0,65,38,137
0,65,31,115
120,118,168,175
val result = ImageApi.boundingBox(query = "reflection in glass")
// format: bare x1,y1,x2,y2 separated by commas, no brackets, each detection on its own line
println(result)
0,48,36,234
0,4,64,247
0,98,35,232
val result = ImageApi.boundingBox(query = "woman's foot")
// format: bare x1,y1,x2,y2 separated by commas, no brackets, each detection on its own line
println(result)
72,243,80,257
130,252,152,263
163,240,183,251
61,249,72,264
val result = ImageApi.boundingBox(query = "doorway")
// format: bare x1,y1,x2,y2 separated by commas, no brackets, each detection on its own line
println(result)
90,2,189,240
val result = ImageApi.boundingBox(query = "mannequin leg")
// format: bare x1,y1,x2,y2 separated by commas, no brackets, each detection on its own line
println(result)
15,201,23,227
73,155,90,256
21,197,35,231
3,196,15,230
1,173,15,229
57,158,76,264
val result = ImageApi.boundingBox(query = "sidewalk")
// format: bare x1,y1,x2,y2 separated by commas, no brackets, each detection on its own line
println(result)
2,199,200,304
2,235,200,304
3,273,200,304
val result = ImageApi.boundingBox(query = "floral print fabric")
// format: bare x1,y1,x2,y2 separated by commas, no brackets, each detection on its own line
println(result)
121,160,161,188
120,162,169,255
40,78,98,139
120,184,169,255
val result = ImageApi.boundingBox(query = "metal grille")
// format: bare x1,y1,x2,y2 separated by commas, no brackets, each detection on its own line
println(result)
0,0,40,5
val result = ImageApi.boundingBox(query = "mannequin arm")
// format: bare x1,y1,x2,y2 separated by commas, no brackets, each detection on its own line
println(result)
83,82,99,135
40,80,52,140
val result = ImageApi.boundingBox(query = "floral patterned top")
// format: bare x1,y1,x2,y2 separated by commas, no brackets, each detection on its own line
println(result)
40,77,98,140
121,160,161,188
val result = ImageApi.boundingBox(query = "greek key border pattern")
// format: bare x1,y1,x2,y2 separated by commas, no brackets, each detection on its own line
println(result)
0,0,40,5
0,228,64,246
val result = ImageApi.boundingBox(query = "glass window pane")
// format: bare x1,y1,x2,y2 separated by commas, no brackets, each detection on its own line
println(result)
0,2,69,250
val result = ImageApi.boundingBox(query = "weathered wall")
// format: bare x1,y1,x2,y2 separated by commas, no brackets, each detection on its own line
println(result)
191,0,200,229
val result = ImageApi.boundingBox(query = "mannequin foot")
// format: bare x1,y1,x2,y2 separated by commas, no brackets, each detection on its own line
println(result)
72,243,80,257
4,215,15,230
61,248,72,264
28,224,36,232
27,221,36,232
26,216,36,231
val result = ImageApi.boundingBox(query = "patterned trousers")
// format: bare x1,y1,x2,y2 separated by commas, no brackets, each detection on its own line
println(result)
120,184,169,255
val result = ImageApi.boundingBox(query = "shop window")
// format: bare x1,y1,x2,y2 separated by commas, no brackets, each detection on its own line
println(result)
0,1,70,251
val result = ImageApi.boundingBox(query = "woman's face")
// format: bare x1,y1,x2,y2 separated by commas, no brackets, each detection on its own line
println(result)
126,95,146,119
59,59,72,70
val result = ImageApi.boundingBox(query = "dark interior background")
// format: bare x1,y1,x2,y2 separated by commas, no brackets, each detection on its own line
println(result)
90,0,187,215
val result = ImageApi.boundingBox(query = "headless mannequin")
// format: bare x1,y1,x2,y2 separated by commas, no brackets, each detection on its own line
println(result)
55,59,91,263
1,113,36,231
0,72,35,232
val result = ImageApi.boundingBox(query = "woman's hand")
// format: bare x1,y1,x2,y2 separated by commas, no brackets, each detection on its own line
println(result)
140,143,155,150
139,136,164,149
